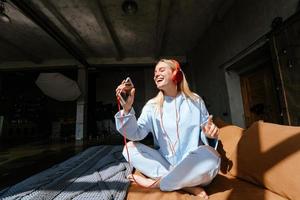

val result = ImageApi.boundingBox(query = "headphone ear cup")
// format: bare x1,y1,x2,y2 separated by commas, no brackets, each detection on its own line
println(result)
172,70,177,82
176,70,183,83
171,59,183,83
172,68,183,83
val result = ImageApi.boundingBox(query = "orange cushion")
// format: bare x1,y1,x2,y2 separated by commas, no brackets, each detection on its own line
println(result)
217,125,244,174
126,171,196,200
228,121,300,199
207,174,287,200
127,184,195,200
127,173,286,200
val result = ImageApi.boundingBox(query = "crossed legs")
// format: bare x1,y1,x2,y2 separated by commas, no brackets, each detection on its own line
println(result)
127,173,208,199
123,142,220,199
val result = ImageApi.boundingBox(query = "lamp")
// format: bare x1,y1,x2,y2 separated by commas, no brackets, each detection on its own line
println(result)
122,0,138,15
0,0,11,23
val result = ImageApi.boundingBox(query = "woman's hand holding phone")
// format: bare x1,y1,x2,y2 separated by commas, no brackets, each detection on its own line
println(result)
115,77,135,114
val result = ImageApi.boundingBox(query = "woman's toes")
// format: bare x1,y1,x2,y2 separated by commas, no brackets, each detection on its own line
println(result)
127,174,134,181
199,190,208,199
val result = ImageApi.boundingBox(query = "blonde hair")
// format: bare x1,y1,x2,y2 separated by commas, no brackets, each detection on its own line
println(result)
149,59,200,112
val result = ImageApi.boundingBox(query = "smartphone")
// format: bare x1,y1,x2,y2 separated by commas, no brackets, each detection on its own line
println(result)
119,77,134,105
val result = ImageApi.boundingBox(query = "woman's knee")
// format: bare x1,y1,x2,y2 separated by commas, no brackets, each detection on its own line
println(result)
199,147,221,185
202,146,221,175
196,146,220,166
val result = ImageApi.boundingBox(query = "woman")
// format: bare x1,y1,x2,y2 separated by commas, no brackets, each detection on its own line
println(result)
115,59,220,199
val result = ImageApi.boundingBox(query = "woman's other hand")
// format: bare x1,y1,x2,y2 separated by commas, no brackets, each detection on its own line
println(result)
202,115,219,139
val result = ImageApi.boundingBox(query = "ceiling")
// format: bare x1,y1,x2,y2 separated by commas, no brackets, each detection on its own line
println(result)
0,0,235,69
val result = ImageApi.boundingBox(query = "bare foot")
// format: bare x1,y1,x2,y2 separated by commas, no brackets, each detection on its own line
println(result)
182,186,208,199
127,174,160,188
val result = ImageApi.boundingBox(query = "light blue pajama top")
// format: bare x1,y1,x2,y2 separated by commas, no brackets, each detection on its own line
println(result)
115,93,218,167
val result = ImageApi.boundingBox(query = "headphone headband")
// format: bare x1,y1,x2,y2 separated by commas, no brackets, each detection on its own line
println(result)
171,59,181,71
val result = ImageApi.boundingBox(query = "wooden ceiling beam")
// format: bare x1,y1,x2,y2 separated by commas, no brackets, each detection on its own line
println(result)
90,0,123,60
40,0,96,57
154,0,173,59
0,56,187,70
11,0,91,68
0,36,43,64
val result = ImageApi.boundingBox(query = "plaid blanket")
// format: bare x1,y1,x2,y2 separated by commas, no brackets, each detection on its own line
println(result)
0,145,131,200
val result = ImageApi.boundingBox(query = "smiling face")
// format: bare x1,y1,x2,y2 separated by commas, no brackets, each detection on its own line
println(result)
154,61,175,91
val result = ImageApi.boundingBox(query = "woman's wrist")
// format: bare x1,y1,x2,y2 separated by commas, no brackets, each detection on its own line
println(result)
124,106,132,114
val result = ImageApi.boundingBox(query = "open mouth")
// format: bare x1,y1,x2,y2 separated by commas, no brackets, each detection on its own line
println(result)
155,77,164,84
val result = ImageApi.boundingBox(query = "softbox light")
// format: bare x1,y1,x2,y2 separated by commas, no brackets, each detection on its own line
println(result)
36,73,81,101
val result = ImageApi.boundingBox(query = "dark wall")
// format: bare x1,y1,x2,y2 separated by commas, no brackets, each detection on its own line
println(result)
94,67,147,116
189,0,298,126
0,70,77,142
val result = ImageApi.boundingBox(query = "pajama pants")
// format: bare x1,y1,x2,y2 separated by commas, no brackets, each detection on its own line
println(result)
122,142,221,191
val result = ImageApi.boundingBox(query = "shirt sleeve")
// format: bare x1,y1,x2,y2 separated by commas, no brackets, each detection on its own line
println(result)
198,98,219,149
199,98,209,126
114,104,153,141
